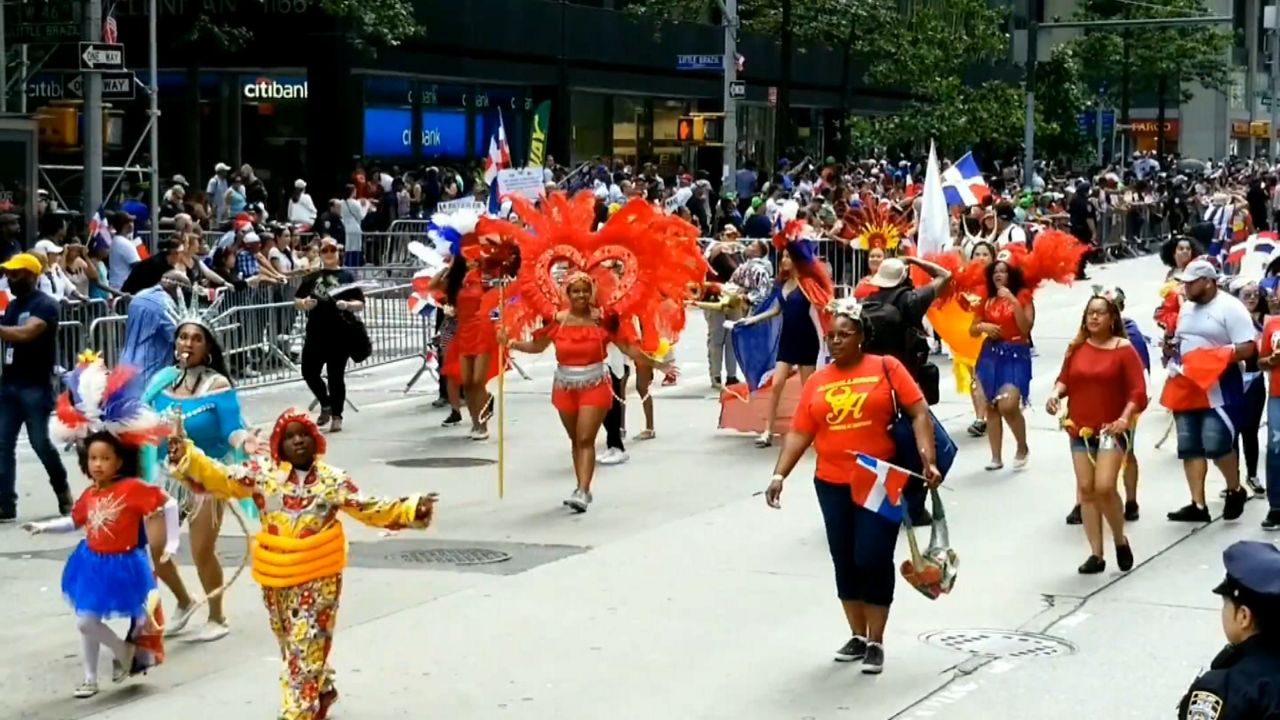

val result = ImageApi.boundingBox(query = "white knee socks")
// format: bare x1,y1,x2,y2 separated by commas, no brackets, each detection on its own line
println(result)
76,614,127,680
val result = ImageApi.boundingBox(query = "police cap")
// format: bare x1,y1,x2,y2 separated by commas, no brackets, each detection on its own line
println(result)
1213,541,1280,603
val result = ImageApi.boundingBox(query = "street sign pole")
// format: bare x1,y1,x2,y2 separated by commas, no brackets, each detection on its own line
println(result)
1,2,8,114
1271,5,1279,158
148,0,160,249
83,0,103,215
722,0,738,192
1097,102,1104,165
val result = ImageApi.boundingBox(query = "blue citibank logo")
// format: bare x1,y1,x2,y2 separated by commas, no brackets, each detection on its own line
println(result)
363,107,474,158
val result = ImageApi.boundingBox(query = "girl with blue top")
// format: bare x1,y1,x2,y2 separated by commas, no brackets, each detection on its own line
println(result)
142,319,254,644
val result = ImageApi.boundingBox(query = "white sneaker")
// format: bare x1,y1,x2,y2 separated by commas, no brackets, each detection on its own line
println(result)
73,681,99,698
564,489,589,513
111,643,135,683
186,620,230,643
164,603,198,638
599,449,629,466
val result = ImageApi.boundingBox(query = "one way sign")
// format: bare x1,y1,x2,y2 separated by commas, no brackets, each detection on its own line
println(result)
78,42,125,71
66,72,135,101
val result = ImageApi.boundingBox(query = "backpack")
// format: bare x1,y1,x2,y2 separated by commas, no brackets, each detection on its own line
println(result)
860,286,914,360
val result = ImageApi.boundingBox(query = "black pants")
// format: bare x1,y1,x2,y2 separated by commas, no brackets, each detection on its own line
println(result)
302,338,350,418
603,370,626,451
1239,379,1267,479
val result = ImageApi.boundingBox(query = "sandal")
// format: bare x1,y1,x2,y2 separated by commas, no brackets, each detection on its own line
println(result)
984,461,1003,471
1013,451,1030,470
636,429,656,441
754,432,773,448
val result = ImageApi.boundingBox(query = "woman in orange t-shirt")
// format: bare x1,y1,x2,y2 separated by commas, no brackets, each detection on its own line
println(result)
763,302,941,675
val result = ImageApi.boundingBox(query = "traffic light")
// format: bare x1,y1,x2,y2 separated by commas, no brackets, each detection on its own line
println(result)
676,114,725,145
678,116,696,142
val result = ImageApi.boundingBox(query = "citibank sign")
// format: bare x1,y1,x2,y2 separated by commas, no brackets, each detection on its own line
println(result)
242,78,308,101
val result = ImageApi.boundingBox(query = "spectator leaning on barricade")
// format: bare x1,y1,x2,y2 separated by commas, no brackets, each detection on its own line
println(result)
207,162,231,224
288,180,317,230
120,271,185,385
0,252,71,523
122,237,185,295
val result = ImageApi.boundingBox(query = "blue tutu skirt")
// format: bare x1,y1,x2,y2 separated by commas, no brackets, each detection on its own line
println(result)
61,540,155,619
976,340,1032,406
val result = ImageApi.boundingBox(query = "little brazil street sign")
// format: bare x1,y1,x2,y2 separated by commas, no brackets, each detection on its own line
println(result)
676,54,722,71
79,42,126,72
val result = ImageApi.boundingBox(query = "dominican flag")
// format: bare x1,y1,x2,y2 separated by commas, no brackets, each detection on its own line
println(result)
1161,346,1245,433
86,207,113,251
483,110,511,216
1227,232,1279,278
941,152,990,208
851,453,911,523
407,270,436,318
904,173,919,199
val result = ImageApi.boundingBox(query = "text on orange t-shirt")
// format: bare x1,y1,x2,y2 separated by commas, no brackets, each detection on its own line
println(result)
791,354,924,487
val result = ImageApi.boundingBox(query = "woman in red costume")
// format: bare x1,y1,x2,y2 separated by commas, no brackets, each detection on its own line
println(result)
495,192,706,513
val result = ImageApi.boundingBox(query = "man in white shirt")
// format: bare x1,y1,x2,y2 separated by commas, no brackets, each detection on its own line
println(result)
1167,259,1253,523
288,179,318,228
107,211,140,291
993,202,1027,248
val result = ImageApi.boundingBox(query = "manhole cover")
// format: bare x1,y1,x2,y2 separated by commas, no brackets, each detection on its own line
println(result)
921,629,1076,659
386,457,496,468
395,548,512,566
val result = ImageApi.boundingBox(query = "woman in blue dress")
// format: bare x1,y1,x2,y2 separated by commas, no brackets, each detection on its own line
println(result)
142,318,254,644
740,251,824,447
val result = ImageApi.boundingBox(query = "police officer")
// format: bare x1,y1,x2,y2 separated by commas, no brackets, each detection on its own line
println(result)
1178,541,1280,719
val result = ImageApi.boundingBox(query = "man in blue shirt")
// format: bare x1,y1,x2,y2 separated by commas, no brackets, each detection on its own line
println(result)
120,273,181,385
0,253,69,522
236,232,262,278
735,161,758,213
121,187,149,234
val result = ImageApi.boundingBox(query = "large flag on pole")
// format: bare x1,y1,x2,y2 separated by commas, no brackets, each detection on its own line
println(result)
916,141,951,256
483,110,511,215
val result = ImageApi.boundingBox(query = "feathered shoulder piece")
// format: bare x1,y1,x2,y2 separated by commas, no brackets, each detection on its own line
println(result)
845,194,911,252
1011,230,1087,290
53,351,169,448
487,192,708,354
426,209,481,258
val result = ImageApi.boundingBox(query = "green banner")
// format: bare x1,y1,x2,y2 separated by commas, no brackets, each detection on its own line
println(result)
528,101,551,167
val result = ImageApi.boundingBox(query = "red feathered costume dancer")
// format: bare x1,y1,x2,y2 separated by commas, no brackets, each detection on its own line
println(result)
488,192,707,512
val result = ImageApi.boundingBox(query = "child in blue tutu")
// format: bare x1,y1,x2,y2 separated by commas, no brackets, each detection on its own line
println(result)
22,355,178,699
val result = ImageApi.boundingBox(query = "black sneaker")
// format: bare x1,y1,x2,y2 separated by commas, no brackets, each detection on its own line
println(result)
0,508,14,524
966,420,987,437
1262,510,1280,531
1116,541,1134,572
441,410,463,428
725,376,741,386
1078,555,1106,574
316,407,332,426
834,636,867,662
1066,504,1082,525
1167,503,1211,523
1124,501,1140,522
861,642,884,674
1246,477,1266,496
1223,487,1248,521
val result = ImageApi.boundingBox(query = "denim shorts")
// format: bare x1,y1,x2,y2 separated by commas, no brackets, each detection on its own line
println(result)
1174,409,1236,460
814,478,900,607
1069,433,1130,454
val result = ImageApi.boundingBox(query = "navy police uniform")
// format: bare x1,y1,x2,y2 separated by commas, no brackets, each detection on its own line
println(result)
1178,541,1280,720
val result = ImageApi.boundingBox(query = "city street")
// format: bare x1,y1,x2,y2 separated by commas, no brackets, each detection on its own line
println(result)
0,255,1269,720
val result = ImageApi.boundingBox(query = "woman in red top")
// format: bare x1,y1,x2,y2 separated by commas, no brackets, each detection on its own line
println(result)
439,255,498,440
502,274,669,513
970,258,1035,470
1046,295,1147,574
764,301,941,675
852,247,886,300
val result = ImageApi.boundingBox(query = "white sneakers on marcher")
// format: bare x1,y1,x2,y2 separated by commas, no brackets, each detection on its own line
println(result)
597,448,630,466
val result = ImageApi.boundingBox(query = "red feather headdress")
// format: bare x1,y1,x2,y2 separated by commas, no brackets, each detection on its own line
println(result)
486,192,709,354
53,352,169,448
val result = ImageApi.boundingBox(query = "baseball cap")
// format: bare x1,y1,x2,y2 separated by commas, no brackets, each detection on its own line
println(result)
171,174,189,186
215,162,231,172
869,258,909,288
294,179,307,190
1174,259,1218,283
33,239,63,255
243,232,261,244
1,253,43,275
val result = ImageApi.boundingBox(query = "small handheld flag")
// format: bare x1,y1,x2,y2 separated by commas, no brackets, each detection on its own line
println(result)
851,453,911,523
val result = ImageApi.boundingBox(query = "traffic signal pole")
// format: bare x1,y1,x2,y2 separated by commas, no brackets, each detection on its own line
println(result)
83,0,103,215
722,0,737,191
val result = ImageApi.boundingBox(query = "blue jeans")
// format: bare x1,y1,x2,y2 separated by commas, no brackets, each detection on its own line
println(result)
1266,398,1280,511
1174,409,1236,460
0,382,69,514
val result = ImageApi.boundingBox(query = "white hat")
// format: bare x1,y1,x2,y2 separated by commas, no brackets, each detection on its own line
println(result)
33,239,63,254
294,179,307,190
243,232,261,244
215,162,231,172
869,258,909,288
172,174,189,186
1174,259,1219,282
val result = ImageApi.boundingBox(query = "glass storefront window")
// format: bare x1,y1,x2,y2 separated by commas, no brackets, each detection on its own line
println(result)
571,92,607,165
612,97,643,165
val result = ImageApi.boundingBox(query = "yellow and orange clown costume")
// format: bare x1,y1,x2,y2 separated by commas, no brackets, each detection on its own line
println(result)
170,409,437,720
